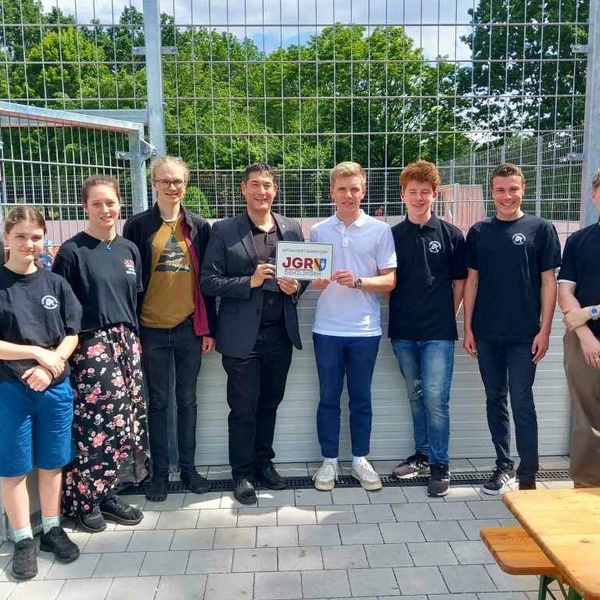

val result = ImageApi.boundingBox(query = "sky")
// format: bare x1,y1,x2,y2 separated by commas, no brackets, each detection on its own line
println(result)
40,0,476,61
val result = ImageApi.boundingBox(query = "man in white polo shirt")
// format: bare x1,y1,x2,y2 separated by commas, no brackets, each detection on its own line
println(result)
310,161,397,491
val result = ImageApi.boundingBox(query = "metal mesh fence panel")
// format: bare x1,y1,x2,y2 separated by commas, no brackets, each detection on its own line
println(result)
0,0,591,231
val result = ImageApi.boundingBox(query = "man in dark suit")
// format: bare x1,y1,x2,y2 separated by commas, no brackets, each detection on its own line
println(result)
200,163,306,504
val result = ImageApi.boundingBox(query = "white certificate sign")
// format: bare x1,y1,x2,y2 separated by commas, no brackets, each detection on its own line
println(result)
276,241,333,280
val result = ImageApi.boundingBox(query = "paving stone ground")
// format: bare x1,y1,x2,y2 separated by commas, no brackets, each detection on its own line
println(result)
0,457,572,599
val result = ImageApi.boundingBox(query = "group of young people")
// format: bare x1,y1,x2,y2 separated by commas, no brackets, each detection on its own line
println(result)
1,156,599,580
0,156,216,580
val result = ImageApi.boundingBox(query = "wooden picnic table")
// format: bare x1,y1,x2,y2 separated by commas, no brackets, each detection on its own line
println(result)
503,488,600,600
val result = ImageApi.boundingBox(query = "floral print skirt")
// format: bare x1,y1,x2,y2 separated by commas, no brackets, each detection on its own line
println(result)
62,324,149,517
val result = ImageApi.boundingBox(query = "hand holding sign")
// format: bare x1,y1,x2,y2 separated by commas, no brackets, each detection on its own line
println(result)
250,261,276,288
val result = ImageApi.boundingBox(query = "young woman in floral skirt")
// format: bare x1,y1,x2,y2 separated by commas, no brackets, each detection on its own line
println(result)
53,175,149,532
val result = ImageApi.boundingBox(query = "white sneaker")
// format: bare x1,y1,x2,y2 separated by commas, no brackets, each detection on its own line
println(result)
351,458,382,491
313,461,340,491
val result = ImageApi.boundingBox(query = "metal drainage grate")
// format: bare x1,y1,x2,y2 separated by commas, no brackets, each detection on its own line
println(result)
121,468,572,495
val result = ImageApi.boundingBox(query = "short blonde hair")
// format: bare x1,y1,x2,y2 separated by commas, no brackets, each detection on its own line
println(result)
150,155,190,183
330,161,366,187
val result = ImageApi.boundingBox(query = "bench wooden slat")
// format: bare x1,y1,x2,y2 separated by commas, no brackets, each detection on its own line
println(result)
481,526,557,576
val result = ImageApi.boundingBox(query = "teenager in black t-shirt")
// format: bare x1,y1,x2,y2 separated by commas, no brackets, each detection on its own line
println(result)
0,207,82,579
53,175,149,533
388,160,467,498
463,163,561,495
558,168,600,487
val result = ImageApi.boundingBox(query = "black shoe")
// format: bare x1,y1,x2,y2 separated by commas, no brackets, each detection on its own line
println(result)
392,452,430,479
101,496,144,526
12,538,37,580
519,477,537,491
427,463,451,497
482,465,515,495
180,466,210,495
78,505,107,533
255,462,286,490
233,477,257,504
39,526,80,563
146,474,169,502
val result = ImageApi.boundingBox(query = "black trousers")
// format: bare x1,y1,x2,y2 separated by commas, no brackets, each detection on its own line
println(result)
140,318,203,475
222,323,293,479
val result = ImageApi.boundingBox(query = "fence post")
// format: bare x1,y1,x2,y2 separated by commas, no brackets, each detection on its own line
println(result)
581,0,600,226
536,136,543,217
143,0,166,158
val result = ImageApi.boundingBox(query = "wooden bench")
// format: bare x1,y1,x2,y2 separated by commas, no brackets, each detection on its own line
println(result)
480,526,565,600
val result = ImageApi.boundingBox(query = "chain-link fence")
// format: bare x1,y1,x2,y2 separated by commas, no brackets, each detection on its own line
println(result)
0,0,592,236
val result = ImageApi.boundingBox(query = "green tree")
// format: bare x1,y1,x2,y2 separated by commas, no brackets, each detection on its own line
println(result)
461,0,588,133
183,185,215,218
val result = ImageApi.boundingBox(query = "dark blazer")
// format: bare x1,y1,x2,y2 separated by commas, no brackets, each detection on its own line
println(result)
200,212,307,358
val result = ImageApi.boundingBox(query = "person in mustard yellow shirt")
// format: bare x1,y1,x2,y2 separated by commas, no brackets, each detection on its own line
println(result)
123,156,216,502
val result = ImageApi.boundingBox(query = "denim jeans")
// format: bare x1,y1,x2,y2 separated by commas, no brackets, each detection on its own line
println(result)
391,339,454,466
140,317,203,475
476,339,539,479
313,333,381,458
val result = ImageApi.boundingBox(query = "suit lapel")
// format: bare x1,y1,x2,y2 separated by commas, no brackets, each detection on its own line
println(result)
273,213,291,240
237,215,258,265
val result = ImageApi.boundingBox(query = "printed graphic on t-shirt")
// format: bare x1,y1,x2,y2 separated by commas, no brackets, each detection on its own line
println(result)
155,232,190,273
428,240,442,253
512,233,526,245
41,294,59,310
123,258,137,277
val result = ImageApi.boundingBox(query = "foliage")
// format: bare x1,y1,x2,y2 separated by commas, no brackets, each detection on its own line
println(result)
0,0,588,218
183,185,216,219
461,0,588,134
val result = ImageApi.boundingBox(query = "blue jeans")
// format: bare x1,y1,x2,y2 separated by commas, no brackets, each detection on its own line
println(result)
313,333,380,458
476,339,539,479
391,339,454,466
140,317,203,474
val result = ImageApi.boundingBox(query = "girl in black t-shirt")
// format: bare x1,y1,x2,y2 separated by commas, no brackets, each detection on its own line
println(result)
53,175,149,534
0,206,82,579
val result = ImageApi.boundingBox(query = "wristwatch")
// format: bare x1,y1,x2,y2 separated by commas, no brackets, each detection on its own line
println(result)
589,305,600,320
353,278,363,289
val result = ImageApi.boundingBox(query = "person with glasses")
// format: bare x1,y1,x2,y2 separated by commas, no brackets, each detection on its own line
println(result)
123,156,216,502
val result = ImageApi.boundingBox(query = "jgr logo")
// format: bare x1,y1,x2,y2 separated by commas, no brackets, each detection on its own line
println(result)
41,295,59,310
428,240,442,254
512,233,526,246
281,256,328,271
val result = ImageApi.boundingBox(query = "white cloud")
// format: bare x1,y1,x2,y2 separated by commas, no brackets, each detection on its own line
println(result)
41,0,474,60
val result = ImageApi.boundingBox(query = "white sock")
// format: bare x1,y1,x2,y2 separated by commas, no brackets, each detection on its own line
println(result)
323,457,338,465
352,456,366,467
42,515,61,533
12,524,33,543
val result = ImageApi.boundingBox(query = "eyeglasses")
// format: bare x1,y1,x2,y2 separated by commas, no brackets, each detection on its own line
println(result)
155,179,186,190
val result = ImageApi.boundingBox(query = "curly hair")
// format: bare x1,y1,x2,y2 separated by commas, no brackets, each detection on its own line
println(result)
399,160,441,191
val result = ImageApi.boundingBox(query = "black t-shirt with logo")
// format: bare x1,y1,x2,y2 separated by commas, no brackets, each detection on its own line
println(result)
53,232,143,333
389,215,467,341
558,223,600,339
0,266,82,383
466,214,561,343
